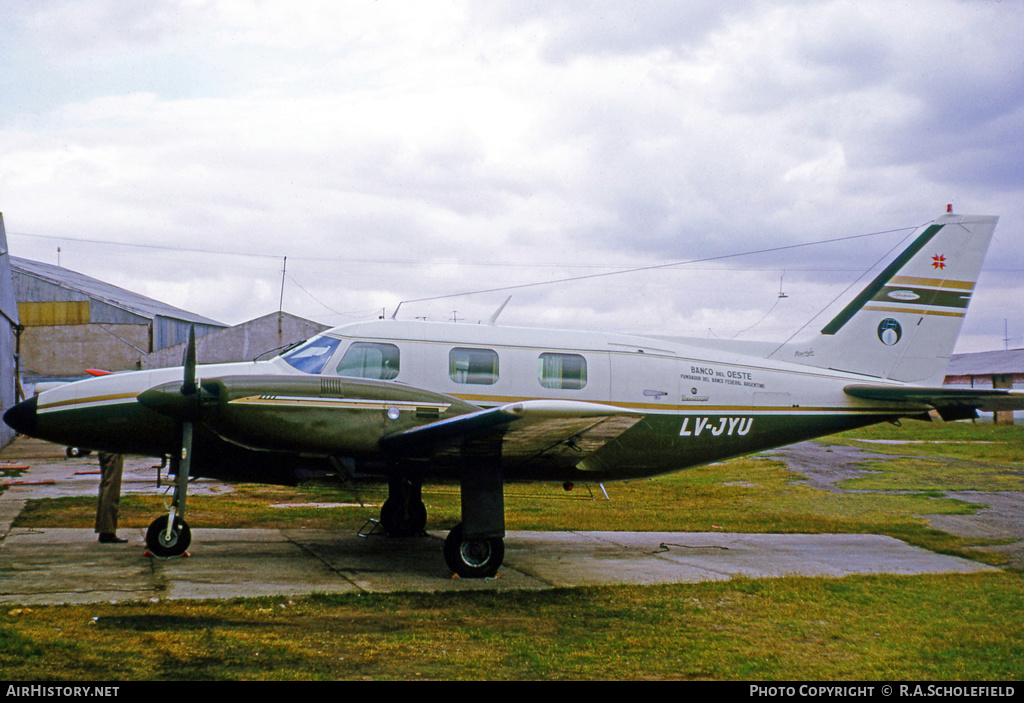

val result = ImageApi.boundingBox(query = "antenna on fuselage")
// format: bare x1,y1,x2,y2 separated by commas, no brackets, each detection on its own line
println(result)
485,296,512,325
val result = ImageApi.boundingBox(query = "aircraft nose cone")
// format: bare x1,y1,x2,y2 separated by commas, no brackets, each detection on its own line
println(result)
3,396,38,437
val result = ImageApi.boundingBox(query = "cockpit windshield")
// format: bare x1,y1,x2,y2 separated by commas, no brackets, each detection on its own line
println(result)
281,336,341,374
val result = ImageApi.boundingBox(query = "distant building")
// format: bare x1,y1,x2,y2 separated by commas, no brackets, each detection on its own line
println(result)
141,311,329,369
944,349,1024,425
11,257,226,384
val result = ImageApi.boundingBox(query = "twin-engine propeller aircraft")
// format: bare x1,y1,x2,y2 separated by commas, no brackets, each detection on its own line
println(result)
5,210,1023,577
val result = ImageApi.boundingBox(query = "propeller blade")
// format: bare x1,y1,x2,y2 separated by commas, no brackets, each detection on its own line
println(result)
182,325,197,396
175,420,193,516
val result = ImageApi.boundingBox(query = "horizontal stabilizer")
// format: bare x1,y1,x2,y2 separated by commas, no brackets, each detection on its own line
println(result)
844,384,1024,413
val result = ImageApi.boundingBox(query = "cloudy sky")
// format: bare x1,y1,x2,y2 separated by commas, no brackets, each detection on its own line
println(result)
1,0,1021,353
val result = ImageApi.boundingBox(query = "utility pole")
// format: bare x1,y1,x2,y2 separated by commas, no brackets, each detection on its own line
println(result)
278,256,287,335
279,256,287,313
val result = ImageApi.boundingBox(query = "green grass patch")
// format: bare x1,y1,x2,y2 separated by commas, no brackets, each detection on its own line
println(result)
1,572,1020,680
837,455,1024,492
832,419,1024,463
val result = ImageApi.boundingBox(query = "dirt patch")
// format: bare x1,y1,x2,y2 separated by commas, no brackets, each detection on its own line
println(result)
765,442,891,493
768,441,1024,570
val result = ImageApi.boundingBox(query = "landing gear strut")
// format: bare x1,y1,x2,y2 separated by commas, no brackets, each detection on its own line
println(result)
376,464,507,578
140,325,201,558
146,362,197,559
444,460,506,578
146,431,193,558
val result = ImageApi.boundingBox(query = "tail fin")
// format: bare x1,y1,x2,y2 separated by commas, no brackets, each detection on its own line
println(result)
771,211,999,384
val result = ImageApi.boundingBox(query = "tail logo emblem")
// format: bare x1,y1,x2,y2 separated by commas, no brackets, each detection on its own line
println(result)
931,254,947,269
877,318,902,346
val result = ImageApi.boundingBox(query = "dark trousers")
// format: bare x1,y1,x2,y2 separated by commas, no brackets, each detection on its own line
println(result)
95,452,123,534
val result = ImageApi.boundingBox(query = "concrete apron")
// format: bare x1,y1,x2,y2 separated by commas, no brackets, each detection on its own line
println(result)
0,527,995,605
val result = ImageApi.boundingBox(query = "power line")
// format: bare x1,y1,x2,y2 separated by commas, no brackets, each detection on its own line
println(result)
8,230,285,260
3,230,670,270
391,224,924,316
9,227,1024,274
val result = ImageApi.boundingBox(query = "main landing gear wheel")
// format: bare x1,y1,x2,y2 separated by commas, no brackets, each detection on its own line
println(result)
443,523,504,578
380,497,427,536
145,514,192,558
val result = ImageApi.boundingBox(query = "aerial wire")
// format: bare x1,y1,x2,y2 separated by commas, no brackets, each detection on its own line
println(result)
12,222,949,327
390,224,923,318
765,226,920,356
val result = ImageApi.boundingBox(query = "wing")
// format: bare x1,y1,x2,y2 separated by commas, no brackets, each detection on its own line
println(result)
380,400,642,472
844,384,1024,416
140,374,641,474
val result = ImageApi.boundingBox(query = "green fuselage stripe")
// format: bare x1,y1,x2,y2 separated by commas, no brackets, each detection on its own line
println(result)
821,224,944,335
871,285,971,309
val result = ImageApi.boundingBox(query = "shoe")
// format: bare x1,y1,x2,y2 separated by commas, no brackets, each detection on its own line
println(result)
98,533,128,544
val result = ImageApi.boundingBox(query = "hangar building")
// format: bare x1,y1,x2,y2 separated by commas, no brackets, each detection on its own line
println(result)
0,220,330,448
11,257,227,383
141,311,329,369
0,215,20,447
944,349,1024,425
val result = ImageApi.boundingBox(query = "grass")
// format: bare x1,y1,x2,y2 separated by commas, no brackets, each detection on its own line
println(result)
835,454,1023,492
0,573,1020,680
830,418,1024,463
2,419,1022,680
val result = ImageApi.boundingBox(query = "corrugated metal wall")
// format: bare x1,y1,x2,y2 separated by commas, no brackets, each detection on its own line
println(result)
153,316,224,351
17,301,91,326
0,215,20,448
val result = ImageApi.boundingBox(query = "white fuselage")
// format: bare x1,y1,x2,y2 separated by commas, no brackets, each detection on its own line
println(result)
24,318,911,482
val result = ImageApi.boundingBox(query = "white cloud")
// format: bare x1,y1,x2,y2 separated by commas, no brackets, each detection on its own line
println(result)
1,0,1021,352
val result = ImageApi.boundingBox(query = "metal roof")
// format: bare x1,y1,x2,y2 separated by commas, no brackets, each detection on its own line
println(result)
947,348,1024,377
11,256,225,327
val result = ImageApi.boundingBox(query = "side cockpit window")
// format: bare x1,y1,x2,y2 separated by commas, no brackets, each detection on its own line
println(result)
336,342,400,380
281,336,341,374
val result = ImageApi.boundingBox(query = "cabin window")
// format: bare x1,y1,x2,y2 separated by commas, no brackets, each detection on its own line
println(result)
449,347,499,385
281,336,341,374
538,352,587,390
336,342,400,380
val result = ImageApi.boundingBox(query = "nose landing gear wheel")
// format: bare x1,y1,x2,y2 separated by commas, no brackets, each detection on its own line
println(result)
145,514,192,558
443,523,504,578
